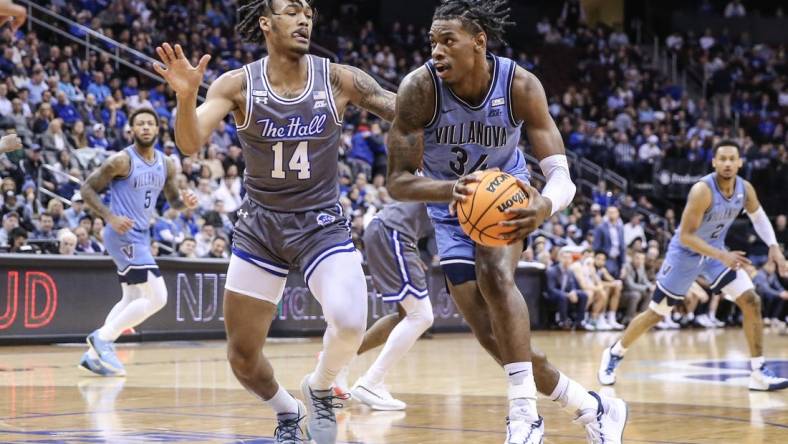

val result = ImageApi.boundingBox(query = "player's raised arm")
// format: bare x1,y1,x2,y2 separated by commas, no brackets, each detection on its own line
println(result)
387,68,458,203
679,182,750,269
499,68,576,241
743,181,786,274
154,43,240,155
81,152,133,234
330,63,396,122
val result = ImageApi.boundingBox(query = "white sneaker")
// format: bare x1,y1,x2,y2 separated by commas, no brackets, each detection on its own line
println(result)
351,379,406,411
695,314,715,328
598,346,624,386
580,320,596,331
749,365,788,391
608,319,625,330
576,392,628,444
663,317,681,329
595,318,613,331
712,317,726,328
505,416,544,444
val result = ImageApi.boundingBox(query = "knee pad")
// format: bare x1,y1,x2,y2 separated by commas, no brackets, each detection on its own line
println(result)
720,269,755,300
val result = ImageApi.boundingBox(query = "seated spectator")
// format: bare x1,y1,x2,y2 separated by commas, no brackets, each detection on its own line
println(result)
52,91,80,127
751,262,788,328
0,211,19,247
623,213,646,249
621,250,654,325
194,223,215,257
78,214,93,234
87,123,110,150
213,165,243,212
41,118,75,158
74,226,104,253
68,120,90,149
545,247,590,330
175,207,200,238
153,209,185,251
63,192,87,229
593,251,625,329
32,212,57,240
205,236,228,259
91,216,104,245
9,227,34,253
571,249,610,330
57,229,77,255
177,237,197,258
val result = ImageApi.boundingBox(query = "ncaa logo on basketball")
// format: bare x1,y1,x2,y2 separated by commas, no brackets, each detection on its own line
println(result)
316,213,335,226
486,174,509,193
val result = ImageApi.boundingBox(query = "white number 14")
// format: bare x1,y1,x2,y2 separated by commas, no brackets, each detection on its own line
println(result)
271,141,311,179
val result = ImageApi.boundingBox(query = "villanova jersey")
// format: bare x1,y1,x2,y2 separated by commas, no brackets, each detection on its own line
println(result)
669,173,746,255
422,54,528,222
236,55,342,212
110,146,166,233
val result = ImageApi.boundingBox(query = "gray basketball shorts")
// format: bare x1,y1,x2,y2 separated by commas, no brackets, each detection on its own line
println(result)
363,218,428,303
231,198,355,284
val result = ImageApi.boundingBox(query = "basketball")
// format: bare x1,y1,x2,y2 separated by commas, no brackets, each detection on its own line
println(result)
457,171,530,247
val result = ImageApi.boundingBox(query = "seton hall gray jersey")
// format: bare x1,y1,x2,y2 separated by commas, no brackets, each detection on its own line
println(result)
376,201,432,242
236,55,342,212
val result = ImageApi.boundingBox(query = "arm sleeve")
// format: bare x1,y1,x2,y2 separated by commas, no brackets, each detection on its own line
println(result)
539,154,576,216
747,207,778,247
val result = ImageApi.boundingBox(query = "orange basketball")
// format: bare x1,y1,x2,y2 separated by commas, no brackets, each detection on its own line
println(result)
457,171,530,247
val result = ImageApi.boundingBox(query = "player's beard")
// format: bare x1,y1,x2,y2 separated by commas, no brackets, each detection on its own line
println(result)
134,134,157,149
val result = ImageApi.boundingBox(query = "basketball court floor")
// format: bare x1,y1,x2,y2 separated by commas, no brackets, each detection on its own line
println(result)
1,329,787,443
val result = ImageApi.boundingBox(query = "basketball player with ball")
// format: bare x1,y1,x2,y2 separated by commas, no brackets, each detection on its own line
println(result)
386,1,627,442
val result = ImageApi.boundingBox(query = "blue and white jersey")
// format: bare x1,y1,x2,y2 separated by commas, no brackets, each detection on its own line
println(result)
668,173,746,255
109,146,167,233
422,54,528,222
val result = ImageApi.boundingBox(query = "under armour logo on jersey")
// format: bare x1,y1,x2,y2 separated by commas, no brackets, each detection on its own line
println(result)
491,97,505,107
237,208,249,219
121,245,135,260
252,90,268,105
316,213,335,226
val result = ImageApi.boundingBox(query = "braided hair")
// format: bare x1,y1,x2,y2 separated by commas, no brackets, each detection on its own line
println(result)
433,0,514,45
235,0,314,44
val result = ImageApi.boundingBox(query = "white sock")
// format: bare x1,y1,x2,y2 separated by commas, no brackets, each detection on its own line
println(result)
751,356,765,371
363,298,432,387
607,311,616,323
98,276,167,342
504,362,538,422
687,312,695,322
549,372,599,421
266,386,299,415
611,340,627,357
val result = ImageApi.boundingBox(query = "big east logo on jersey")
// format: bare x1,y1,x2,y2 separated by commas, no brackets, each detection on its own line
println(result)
486,174,510,193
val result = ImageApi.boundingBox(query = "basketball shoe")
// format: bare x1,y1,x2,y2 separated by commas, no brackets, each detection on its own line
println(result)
86,331,125,376
505,415,544,444
350,378,406,411
274,399,308,444
597,345,624,386
749,365,788,391
575,392,628,444
301,373,346,444
77,352,124,377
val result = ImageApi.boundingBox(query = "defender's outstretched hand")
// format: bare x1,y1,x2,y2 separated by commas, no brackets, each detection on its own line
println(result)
153,43,211,97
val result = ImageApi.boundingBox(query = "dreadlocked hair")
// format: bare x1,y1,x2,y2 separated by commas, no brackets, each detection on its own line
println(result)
433,0,514,45
235,0,314,44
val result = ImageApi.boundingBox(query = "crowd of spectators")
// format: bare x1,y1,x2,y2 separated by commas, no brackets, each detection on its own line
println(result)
0,1,785,330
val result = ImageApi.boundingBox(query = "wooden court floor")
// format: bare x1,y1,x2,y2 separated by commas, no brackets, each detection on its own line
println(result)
1,329,787,443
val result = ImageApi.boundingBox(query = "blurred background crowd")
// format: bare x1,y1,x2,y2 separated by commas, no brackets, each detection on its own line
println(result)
0,0,785,331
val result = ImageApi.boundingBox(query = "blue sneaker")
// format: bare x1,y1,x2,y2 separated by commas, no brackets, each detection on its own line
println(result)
78,352,124,377
87,331,125,375
749,365,788,391
598,346,624,386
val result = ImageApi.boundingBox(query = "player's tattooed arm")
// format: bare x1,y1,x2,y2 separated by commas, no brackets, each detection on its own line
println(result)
330,63,396,122
511,67,566,160
386,68,455,203
81,152,133,233
162,157,187,211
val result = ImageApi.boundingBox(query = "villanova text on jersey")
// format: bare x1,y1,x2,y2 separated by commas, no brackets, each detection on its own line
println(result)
422,53,529,222
110,146,166,232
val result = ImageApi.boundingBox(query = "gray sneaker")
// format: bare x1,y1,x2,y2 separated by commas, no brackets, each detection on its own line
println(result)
274,399,309,444
300,373,347,444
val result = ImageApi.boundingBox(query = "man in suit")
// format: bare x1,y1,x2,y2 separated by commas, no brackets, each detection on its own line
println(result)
593,206,626,278
621,250,654,325
545,247,590,329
